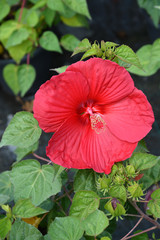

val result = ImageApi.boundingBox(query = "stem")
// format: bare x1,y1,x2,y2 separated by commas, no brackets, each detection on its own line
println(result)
18,0,26,22
120,217,143,240
121,226,157,240
63,186,72,202
27,53,30,65
33,152,52,164
125,214,142,218
129,200,160,229
101,197,112,200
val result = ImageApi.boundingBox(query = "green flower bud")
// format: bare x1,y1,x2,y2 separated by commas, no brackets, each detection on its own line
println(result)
126,165,135,177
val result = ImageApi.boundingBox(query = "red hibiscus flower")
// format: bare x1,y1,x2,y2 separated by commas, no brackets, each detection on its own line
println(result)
33,58,154,174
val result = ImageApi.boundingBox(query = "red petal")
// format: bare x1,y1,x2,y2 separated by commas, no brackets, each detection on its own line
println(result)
81,126,137,174
67,58,134,104
46,115,137,174
33,71,89,132
104,88,154,143
46,115,90,169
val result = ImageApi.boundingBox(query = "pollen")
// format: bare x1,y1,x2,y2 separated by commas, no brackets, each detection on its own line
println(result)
90,114,106,134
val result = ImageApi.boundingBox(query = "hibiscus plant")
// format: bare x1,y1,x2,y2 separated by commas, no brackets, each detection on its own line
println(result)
0,0,90,97
0,38,160,240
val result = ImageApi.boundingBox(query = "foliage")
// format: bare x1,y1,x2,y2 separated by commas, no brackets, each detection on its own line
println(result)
0,38,160,239
0,0,89,96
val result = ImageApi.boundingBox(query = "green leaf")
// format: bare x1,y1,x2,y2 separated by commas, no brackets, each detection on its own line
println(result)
69,190,100,220
141,157,160,189
81,48,98,60
47,0,65,13
129,38,160,76
0,171,14,202
0,217,11,239
104,200,126,217
18,64,36,97
15,141,39,162
0,1,10,22
109,185,127,202
0,194,10,205
11,159,62,206
31,0,47,10
63,0,91,19
61,13,88,27
39,31,62,53
128,183,143,198
12,199,48,218
10,219,43,240
0,111,42,148
134,139,149,153
72,38,91,56
74,169,97,192
6,28,30,48
147,188,160,218
6,0,19,5
43,7,56,27
83,210,109,236
52,65,68,73
129,152,159,171
3,63,20,95
60,34,80,52
138,0,160,27
0,20,18,40
15,8,39,27
7,39,33,63
47,216,84,240
114,45,143,69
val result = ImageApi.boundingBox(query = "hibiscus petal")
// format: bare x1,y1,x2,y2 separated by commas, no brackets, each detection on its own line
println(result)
104,88,155,143
81,126,137,174
46,115,90,169
66,58,134,104
33,71,89,132
46,114,137,174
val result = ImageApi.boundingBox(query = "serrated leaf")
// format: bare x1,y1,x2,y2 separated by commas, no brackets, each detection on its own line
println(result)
129,153,159,171
128,183,143,198
18,64,36,97
147,188,160,218
0,217,11,239
81,48,98,60
3,63,19,95
61,13,89,27
39,31,62,53
105,41,119,48
10,219,43,240
114,45,143,69
0,111,42,148
69,190,100,220
0,20,18,40
47,216,84,240
60,34,80,52
83,210,109,236
72,38,91,56
0,171,14,202
63,0,91,19
12,199,48,218
74,169,97,192
129,38,160,76
6,28,30,48
11,159,62,206
109,185,127,202
0,1,10,22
